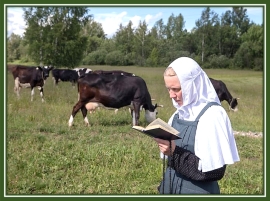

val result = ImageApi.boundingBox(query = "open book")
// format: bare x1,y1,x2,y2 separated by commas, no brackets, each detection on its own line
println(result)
132,118,181,140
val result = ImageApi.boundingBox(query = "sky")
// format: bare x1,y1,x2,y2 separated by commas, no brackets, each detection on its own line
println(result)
6,5,264,38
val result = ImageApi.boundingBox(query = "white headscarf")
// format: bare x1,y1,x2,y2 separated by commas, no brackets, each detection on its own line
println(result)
168,57,220,121
164,57,240,171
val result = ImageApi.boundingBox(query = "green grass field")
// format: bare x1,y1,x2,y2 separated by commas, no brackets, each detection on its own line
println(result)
6,65,264,195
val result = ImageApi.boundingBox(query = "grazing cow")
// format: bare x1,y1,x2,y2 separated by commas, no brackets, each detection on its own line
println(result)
76,70,137,113
10,65,54,102
78,70,138,114
68,73,158,127
52,68,79,87
209,77,239,111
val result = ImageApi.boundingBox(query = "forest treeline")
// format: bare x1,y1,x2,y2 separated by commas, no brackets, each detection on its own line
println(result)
7,6,264,70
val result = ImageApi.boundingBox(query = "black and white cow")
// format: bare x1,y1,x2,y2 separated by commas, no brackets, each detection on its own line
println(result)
52,68,79,87
79,70,137,114
10,65,54,102
68,73,158,127
210,77,239,111
73,68,92,77
93,70,135,76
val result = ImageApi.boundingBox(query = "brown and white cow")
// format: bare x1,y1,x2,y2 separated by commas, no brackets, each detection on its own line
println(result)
10,65,54,102
68,73,158,127
210,77,239,111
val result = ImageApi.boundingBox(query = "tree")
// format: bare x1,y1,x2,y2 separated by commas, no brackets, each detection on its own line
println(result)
234,24,263,70
23,7,92,67
232,7,251,36
218,10,241,58
146,47,158,67
82,19,106,38
195,7,219,63
81,20,106,55
7,33,22,61
114,21,135,65
153,19,166,40
134,20,148,66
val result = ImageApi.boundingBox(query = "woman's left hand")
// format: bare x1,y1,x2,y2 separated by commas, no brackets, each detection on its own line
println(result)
154,138,176,156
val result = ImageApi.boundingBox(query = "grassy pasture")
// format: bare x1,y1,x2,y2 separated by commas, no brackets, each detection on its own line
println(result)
6,65,264,195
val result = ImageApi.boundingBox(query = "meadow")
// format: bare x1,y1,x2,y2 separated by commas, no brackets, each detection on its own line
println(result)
6,65,264,196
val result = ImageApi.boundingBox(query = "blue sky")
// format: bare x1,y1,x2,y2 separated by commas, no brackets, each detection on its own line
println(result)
6,5,264,38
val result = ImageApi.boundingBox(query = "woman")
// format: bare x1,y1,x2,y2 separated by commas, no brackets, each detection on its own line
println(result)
155,57,240,194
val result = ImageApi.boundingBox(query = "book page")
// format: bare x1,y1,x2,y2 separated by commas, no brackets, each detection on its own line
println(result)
132,126,145,132
146,118,179,135
132,125,180,140
143,127,180,140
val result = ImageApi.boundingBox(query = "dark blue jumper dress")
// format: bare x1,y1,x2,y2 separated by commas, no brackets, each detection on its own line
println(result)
159,102,221,194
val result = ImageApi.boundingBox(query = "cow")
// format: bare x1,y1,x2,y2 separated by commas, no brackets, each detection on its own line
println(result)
93,70,135,76
68,73,158,127
10,65,54,102
73,68,92,76
78,70,137,114
52,68,79,87
209,77,239,111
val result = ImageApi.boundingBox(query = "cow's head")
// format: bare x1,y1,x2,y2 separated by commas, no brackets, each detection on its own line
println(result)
229,98,239,112
78,68,88,77
144,103,164,123
37,65,54,80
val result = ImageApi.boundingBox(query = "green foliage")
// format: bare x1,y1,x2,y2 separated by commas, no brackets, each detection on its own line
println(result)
83,49,107,65
7,33,22,61
6,66,264,195
85,36,104,53
105,50,125,66
23,7,91,67
146,48,158,67
7,7,263,70
236,24,264,70
205,54,231,69
233,42,253,69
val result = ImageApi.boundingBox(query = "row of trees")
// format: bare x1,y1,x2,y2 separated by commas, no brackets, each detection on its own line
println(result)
7,6,264,70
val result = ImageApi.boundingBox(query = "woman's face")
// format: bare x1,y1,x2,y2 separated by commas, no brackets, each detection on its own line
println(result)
164,75,183,106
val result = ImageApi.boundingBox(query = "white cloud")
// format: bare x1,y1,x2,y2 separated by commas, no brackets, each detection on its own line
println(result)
145,12,163,25
7,8,26,37
130,15,141,27
93,11,129,37
93,11,163,38
93,12,146,38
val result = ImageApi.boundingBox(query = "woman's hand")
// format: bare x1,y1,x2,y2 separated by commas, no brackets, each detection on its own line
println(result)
154,138,176,156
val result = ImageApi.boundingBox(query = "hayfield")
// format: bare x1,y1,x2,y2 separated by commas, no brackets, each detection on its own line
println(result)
6,65,264,195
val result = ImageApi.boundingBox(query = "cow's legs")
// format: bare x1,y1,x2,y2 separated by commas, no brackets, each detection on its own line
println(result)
30,87,35,102
37,86,44,102
68,101,88,127
72,81,76,88
54,78,59,86
81,106,89,126
131,110,136,126
133,102,141,126
14,78,20,98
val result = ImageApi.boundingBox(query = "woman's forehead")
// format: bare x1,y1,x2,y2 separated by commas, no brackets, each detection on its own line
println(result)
164,75,181,86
